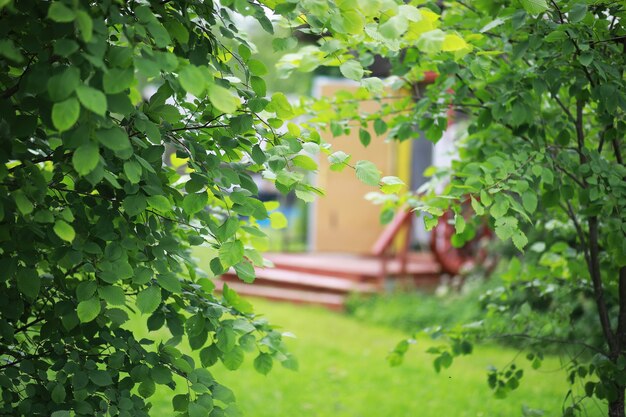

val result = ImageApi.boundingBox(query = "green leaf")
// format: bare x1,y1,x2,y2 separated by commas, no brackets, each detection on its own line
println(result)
182,192,208,215
269,211,288,229
222,283,253,314
251,76,267,97
0,39,23,63
77,281,97,301
328,151,351,171
89,370,113,386
490,195,510,219
239,334,256,352
251,145,267,165
292,155,317,170
521,191,538,213
75,10,93,42
14,191,34,215
123,160,142,184
54,39,80,57
47,2,75,22
157,273,182,293
52,98,80,132
480,18,507,33
471,196,485,215
380,176,404,194
72,143,100,175
233,261,255,283
77,297,101,323
122,194,147,217
200,345,220,367
253,353,273,375
339,60,364,81
269,92,294,119
221,346,244,370
295,189,316,202
76,85,107,116
188,403,209,417
179,65,206,96
98,285,126,306
579,52,593,66
147,195,171,212
136,286,161,314
47,67,80,101
494,216,519,240
208,83,240,113
454,214,466,234
416,29,445,53
568,3,587,23
96,127,131,151
216,326,236,352
512,231,528,251
342,9,365,35
219,240,244,269
17,269,40,300
150,365,173,384
248,59,268,76
355,160,381,186
359,128,371,147
374,119,387,135
138,380,156,398
442,34,468,52
103,68,134,94
54,219,75,242
520,0,549,14
542,168,554,185
380,15,408,39
51,383,66,403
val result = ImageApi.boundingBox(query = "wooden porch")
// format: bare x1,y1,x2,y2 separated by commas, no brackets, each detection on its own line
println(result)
216,211,443,310
216,251,441,310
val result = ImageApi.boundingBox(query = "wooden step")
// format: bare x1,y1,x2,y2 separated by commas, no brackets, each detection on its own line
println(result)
214,280,345,310
221,267,378,294
265,252,441,281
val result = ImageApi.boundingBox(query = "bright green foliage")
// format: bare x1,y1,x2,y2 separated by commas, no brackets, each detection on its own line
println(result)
3,0,624,415
278,1,625,415
0,1,322,416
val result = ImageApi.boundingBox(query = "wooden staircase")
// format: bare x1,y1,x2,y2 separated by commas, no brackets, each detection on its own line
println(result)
215,210,443,310
215,251,441,310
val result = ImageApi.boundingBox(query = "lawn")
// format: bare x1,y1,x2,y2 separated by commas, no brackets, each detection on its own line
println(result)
130,297,602,417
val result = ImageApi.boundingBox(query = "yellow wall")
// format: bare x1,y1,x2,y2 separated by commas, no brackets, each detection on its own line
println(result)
313,82,407,253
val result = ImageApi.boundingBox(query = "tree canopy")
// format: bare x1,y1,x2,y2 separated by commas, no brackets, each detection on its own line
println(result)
1,0,626,416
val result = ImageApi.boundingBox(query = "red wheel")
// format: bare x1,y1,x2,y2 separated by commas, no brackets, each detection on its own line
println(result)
430,205,492,276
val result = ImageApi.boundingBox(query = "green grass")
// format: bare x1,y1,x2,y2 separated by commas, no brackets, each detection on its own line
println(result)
130,298,601,417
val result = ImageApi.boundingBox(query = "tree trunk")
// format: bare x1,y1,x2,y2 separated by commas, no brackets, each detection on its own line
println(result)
608,388,625,417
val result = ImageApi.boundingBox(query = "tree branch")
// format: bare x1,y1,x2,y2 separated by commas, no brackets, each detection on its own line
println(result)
587,217,617,355
554,163,586,188
487,333,602,354
0,56,34,100
551,92,575,124
561,200,590,266
572,98,617,355
14,316,45,334
549,1,596,87
575,100,585,154
617,267,626,350
613,137,623,165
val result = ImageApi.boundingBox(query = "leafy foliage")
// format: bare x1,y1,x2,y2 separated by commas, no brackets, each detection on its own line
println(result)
3,0,626,415
0,1,313,415
267,0,626,416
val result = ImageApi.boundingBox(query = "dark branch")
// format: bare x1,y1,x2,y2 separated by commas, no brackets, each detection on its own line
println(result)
617,267,626,350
